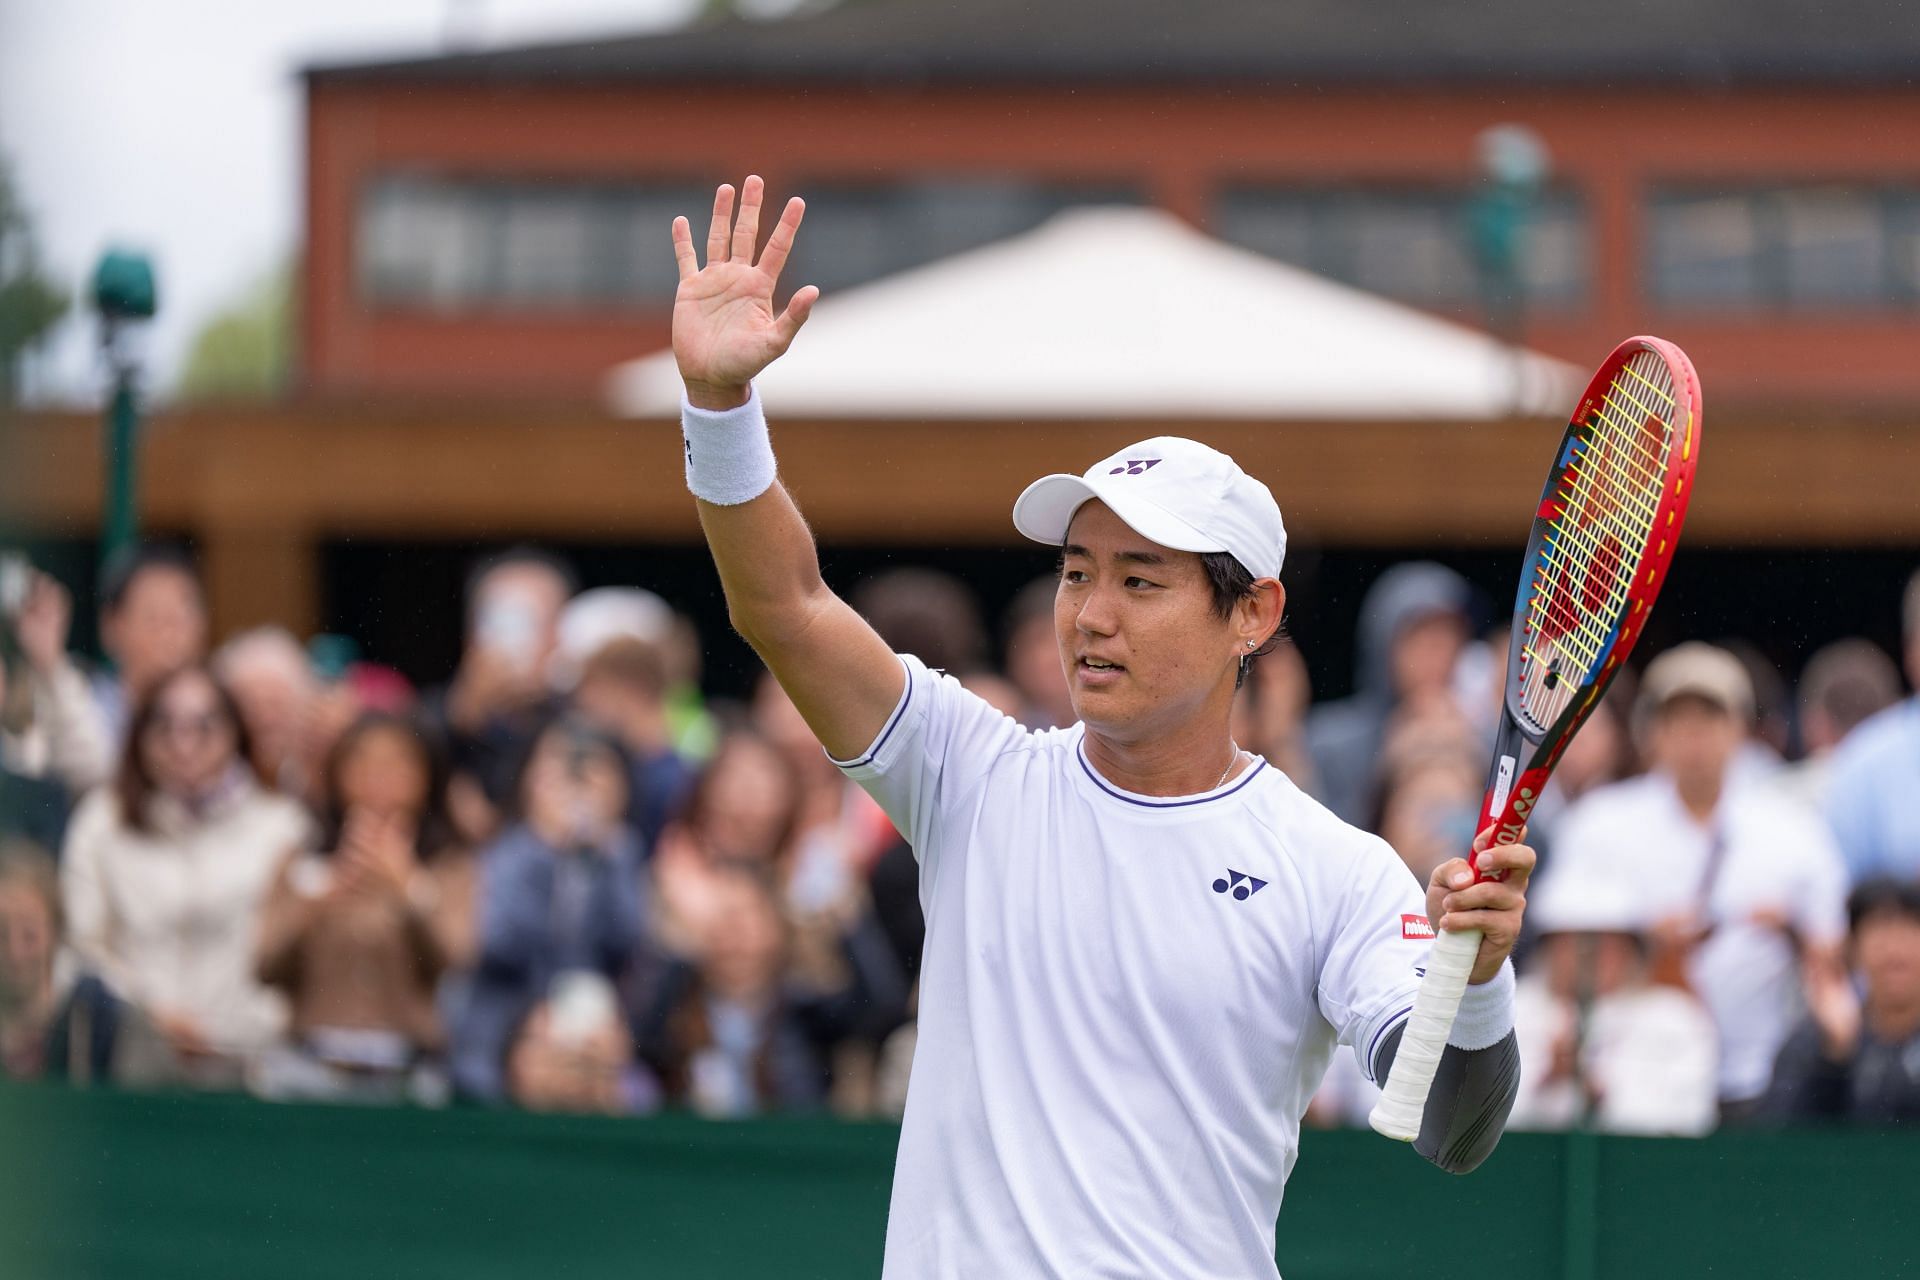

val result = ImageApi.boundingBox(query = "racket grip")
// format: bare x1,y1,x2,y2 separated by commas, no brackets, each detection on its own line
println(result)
1367,926,1483,1142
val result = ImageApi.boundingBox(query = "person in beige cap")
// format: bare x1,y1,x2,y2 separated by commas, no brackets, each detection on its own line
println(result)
668,176,1533,1277
1535,641,1849,1123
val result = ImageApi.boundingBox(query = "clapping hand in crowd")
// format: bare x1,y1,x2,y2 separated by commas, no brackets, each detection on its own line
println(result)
330,808,419,903
14,571,75,678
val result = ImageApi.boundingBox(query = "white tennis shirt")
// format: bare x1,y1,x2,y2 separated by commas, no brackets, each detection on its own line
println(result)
838,656,1486,1279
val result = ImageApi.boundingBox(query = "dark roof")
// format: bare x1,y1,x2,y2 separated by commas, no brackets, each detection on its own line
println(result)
307,0,1920,87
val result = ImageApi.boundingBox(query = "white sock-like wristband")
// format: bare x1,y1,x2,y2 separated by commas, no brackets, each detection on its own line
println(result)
1446,958,1516,1050
682,384,776,506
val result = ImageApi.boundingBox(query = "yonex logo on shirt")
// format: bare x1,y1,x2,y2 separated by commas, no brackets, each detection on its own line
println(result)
1212,869,1268,901
1108,459,1161,475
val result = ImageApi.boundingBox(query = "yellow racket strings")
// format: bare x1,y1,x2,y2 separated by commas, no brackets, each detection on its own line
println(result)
1520,350,1676,728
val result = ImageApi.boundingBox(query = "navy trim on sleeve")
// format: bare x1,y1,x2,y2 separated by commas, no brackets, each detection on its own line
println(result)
1364,1004,1415,1084
827,657,915,770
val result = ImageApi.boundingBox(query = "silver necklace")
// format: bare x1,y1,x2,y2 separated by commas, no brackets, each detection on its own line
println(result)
1214,740,1243,790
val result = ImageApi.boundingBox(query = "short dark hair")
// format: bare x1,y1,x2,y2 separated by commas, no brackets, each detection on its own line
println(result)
99,544,202,616
1848,877,1920,936
1200,552,1283,689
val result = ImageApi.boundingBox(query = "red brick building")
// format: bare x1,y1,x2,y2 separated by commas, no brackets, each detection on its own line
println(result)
302,0,1920,406
7,0,1918,676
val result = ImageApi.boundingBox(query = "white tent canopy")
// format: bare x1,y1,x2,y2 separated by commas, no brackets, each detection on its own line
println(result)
608,206,1579,420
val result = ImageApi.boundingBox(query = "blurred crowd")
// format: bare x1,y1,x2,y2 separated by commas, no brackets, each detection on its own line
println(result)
2,544,1918,1134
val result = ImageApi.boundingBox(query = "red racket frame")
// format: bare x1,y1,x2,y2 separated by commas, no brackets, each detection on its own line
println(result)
1475,335,1703,863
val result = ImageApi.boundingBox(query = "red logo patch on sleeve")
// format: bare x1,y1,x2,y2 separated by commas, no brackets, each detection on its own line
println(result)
1400,914,1436,940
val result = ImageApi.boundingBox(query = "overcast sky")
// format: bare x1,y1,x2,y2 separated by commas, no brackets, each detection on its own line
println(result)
0,0,698,406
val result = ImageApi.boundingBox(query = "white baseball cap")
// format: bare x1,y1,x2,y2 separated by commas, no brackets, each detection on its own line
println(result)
1011,437,1286,580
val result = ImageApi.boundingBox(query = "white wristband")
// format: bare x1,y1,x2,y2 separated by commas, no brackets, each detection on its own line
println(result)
1445,958,1516,1050
682,384,776,506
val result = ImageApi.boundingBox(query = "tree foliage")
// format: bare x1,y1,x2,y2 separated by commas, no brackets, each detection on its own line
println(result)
0,156,70,406
177,264,292,402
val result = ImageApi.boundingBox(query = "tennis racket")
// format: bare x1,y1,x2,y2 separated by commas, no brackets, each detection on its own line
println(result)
1369,335,1702,1142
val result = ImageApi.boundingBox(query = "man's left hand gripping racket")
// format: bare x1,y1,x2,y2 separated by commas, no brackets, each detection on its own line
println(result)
1369,335,1703,1143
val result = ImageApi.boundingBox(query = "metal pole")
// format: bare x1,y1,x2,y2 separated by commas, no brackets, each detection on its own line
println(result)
101,354,140,571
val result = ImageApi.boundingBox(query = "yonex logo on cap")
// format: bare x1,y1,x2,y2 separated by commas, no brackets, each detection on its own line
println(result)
1108,459,1161,476
1212,869,1268,901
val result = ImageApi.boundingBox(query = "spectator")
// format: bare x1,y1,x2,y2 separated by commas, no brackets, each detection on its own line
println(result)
651,711,904,1112
1231,637,1316,794
551,587,718,762
1781,638,1901,812
855,564,1027,761
1,562,113,795
751,674,899,900
213,626,324,801
506,971,660,1116
1509,870,1719,1135
1307,562,1473,825
1527,693,1635,845
1824,572,1920,883
251,712,475,1103
1002,575,1074,731
1765,878,1920,1125
1375,744,1484,891
90,546,208,754
645,863,825,1117
423,548,576,845
662,611,719,761
61,664,310,1088
0,840,120,1082
1724,639,1791,782
651,727,804,957
1540,642,1848,1121
569,635,698,857
0,657,71,854
551,586,674,693
750,675,911,1107
452,717,646,1101
852,567,989,677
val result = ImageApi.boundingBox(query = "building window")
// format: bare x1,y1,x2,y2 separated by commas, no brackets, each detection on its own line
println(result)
1214,186,1590,310
357,175,1140,313
358,177,716,312
779,181,1142,294
1648,186,1920,309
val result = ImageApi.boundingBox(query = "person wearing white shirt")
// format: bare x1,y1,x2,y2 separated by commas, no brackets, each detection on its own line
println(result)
664,176,1535,1278
1509,868,1719,1135
1540,643,1849,1121
1,566,113,796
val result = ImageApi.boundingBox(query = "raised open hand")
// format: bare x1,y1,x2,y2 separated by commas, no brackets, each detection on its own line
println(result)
672,176,818,409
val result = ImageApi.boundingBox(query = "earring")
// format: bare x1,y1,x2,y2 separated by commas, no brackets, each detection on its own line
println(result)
1245,639,1257,649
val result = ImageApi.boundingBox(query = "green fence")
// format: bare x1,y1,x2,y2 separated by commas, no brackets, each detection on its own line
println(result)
1,1084,1914,1279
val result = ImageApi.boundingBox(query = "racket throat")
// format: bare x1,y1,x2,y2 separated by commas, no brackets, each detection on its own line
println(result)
1479,715,1545,850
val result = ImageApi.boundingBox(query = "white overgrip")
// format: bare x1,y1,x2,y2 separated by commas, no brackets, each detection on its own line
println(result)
1367,925,1482,1142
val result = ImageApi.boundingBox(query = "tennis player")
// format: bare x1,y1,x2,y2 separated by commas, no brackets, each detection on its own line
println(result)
671,177,1532,1278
